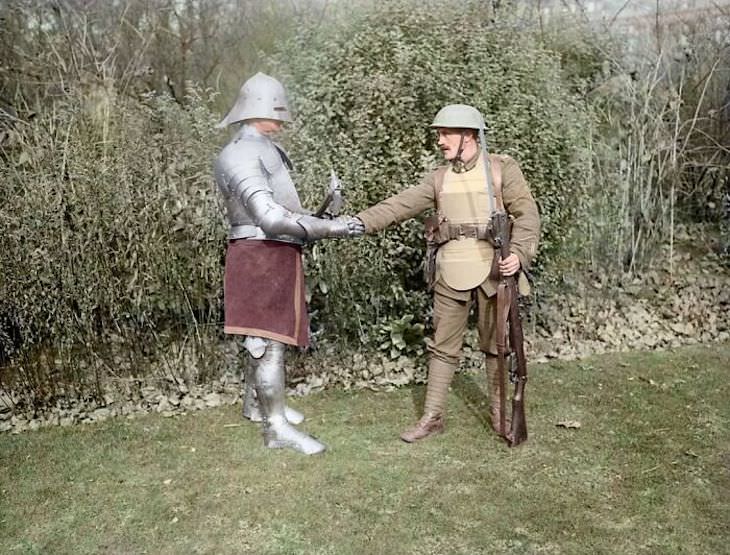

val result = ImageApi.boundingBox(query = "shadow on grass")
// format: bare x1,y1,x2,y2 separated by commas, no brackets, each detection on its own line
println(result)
406,383,425,420
451,372,493,434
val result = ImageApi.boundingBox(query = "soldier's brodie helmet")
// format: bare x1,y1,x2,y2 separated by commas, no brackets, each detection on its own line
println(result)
216,72,292,128
430,104,485,131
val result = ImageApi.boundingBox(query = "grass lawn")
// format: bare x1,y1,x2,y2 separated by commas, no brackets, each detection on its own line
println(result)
1,343,728,555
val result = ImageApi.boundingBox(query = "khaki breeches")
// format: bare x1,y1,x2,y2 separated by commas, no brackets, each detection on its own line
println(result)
426,280,498,365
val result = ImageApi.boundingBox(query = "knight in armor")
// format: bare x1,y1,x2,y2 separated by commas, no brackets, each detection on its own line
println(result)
214,72,364,455
354,104,540,442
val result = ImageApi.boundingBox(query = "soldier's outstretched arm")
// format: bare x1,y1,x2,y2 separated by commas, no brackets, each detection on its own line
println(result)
355,172,437,234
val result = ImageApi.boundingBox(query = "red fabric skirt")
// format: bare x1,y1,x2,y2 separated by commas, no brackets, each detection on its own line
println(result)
223,239,309,347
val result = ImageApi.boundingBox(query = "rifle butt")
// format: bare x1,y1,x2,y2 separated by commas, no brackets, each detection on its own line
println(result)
497,354,507,437
508,398,527,447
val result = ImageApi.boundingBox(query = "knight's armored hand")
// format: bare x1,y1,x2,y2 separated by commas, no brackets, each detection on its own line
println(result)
297,215,365,241
342,216,366,236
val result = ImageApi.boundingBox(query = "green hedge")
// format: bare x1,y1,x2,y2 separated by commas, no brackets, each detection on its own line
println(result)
12,0,724,398
0,88,224,378
1,1,597,390
270,0,592,349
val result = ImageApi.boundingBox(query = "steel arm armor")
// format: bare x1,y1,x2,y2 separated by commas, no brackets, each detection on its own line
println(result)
215,125,361,242
243,186,361,240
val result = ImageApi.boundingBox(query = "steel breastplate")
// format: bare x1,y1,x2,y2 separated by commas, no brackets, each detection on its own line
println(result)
215,127,305,241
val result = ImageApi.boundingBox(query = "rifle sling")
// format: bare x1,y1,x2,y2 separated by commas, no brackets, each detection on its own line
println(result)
495,280,512,438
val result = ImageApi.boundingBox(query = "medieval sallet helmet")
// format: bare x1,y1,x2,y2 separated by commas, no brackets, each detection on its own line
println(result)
430,104,485,131
216,72,293,128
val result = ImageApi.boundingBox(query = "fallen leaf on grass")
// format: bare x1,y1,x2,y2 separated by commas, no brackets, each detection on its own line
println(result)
556,420,582,429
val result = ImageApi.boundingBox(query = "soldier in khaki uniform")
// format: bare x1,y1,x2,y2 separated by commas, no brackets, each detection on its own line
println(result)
355,104,540,442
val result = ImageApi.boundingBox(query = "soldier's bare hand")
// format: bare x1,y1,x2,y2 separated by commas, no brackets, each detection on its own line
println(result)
499,253,521,276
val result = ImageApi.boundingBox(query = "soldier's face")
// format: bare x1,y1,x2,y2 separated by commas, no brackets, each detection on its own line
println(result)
436,128,473,160
251,119,283,136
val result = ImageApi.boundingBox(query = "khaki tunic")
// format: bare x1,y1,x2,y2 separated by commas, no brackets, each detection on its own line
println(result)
356,153,540,363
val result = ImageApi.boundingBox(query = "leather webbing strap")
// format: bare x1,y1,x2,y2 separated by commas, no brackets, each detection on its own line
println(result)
479,128,496,215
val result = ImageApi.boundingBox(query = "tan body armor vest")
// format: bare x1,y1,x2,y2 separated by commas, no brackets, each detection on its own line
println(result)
435,155,501,290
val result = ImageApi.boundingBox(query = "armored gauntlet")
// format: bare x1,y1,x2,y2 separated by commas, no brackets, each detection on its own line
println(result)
297,215,364,241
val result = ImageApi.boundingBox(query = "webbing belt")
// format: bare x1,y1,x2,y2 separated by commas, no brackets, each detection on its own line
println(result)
446,223,493,241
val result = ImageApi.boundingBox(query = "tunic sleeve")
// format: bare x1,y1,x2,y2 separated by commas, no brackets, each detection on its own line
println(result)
355,172,437,233
500,156,540,270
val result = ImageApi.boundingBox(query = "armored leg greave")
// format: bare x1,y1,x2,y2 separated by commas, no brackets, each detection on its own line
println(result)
242,355,304,425
253,341,325,455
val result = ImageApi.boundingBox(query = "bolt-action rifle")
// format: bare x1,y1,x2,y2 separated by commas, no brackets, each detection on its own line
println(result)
491,210,528,447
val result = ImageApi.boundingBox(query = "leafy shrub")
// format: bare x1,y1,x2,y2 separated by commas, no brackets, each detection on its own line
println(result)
0,86,225,395
3,0,726,405
270,0,592,345
555,14,730,274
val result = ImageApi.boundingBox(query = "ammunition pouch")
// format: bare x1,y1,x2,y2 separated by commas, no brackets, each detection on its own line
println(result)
423,214,447,290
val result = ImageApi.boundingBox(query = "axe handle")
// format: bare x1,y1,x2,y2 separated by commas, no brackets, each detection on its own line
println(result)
313,192,334,218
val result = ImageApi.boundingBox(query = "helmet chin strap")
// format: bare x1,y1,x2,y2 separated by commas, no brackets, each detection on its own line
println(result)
452,131,467,173
479,127,496,215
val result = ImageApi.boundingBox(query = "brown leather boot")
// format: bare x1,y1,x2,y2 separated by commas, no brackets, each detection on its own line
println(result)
399,412,444,443
400,358,455,443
